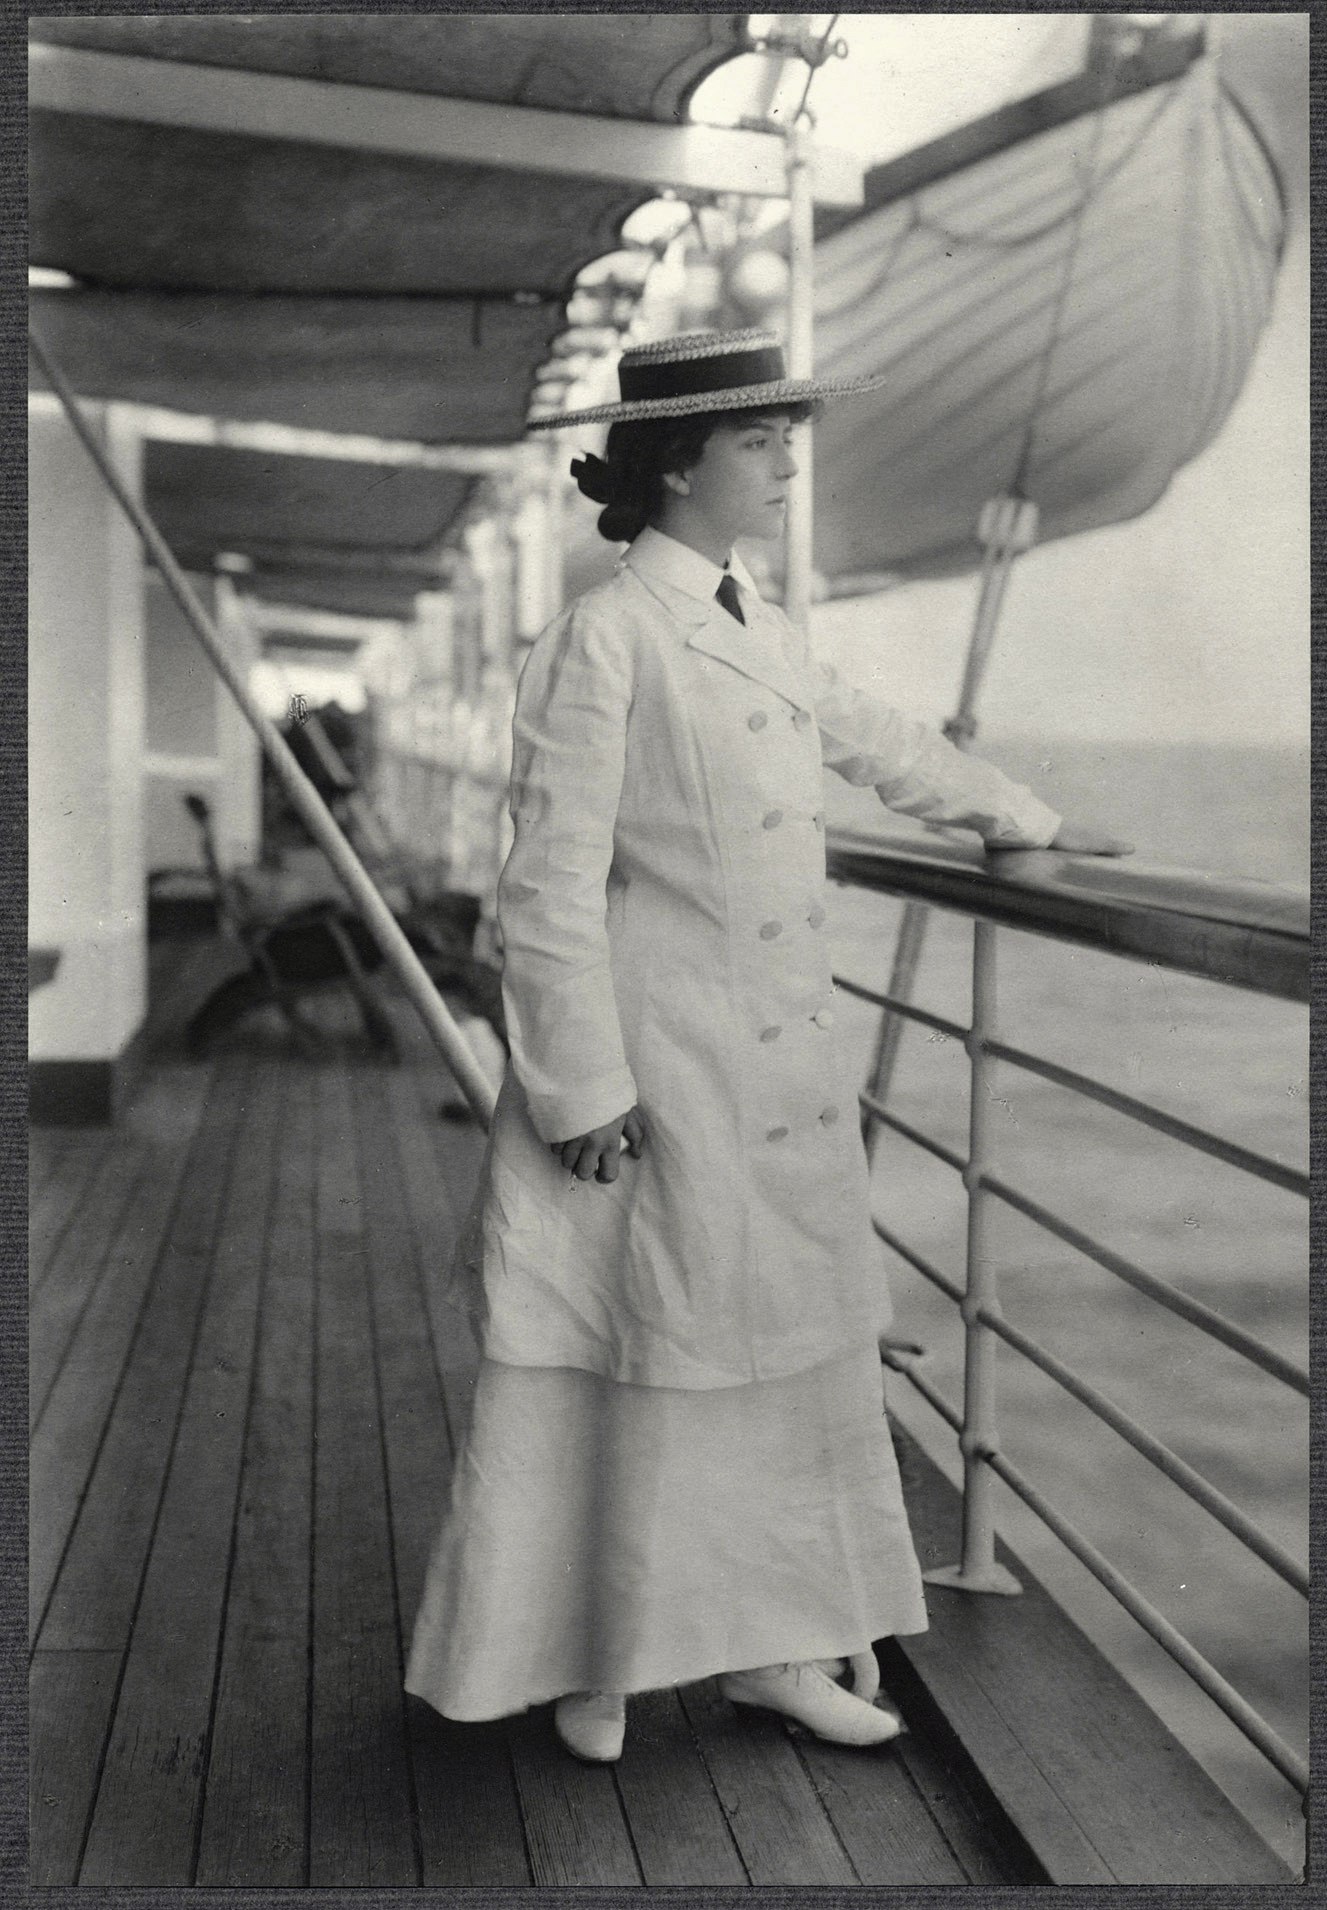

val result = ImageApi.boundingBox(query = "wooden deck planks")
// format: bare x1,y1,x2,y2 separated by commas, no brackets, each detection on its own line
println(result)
29,1123,70,1195
884,1635,1115,1883
353,1062,531,1887
889,1434,1293,1884
28,1650,121,1886
29,1139,152,1419
352,1063,457,1640
31,1060,235,1646
78,1055,286,1885
508,1707,643,1885
379,1045,486,1456
194,1061,316,1887
307,1057,418,1887
33,1010,1173,1892
677,1679,858,1885
615,1687,749,1885
29,1057,256,1888
406,1707,532,1888
30,1066,212,1449
894,1730,1033,1885
28,1127,113,1287
794,1728,971,1885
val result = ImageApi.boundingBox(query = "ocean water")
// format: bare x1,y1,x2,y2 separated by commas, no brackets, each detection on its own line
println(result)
824,736,1308,1867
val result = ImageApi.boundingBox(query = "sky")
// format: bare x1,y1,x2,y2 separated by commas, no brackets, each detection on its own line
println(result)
700,15,1309,749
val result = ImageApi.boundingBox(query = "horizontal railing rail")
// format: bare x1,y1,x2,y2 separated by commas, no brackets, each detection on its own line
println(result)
872,1224,1306,1595
831,829,1308,1799
826,825,1309,1002
878,1344,1309,1794
837,977,1308,1199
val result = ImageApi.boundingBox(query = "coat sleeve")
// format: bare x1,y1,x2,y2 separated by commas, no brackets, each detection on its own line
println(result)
497,601,638,1143
811,652,1061,847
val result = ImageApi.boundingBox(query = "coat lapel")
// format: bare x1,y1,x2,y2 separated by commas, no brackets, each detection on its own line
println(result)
622,531,812,713
685,601,810,713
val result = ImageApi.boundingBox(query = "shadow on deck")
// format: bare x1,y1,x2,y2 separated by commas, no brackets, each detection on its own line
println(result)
28,935,1291,1887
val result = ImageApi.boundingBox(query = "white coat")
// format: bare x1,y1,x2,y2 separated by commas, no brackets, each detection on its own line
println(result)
458,526,1059,1390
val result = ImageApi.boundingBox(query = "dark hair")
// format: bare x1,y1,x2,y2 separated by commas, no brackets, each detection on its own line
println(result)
573,401,820,544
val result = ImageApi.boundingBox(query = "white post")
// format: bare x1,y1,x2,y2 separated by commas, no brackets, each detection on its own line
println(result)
28,395,146,1122
783,117,816,634
925,921,1021,1596
542,439,567,629
511,483,548,645
212,576,262,865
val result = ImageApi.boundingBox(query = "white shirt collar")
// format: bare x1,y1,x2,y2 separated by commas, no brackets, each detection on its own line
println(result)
624,525,760,607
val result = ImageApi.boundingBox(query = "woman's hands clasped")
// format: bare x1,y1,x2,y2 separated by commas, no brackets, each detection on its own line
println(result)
551,1106,647,1185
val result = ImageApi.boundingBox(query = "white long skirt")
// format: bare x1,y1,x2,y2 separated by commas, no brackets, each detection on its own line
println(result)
405,1341,928,1721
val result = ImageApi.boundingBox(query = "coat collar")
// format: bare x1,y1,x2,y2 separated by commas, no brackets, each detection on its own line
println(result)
622,527,809,712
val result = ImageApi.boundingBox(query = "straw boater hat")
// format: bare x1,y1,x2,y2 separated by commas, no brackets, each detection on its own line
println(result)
527,327,885,430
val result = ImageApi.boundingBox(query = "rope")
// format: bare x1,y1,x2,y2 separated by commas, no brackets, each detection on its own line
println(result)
791,13,841,126
1007,35,1127,497
911,77,1184,252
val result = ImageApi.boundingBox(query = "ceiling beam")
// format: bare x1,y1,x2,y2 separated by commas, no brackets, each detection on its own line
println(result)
30,41,865,208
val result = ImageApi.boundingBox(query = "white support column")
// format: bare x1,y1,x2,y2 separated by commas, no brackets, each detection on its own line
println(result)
29,397,146,1120
142,564,221,878
459,512,518,902
543,441,568,628
466,512,515,668
511,468,554,645
212,576,261,865
783,118,816,634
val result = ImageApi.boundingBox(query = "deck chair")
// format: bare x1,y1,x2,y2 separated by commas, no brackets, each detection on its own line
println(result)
181,794,508,1065
181,793,401,1060
279,712,509,1049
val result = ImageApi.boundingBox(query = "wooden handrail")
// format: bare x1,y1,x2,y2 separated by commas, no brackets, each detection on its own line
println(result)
826,826,1308,1003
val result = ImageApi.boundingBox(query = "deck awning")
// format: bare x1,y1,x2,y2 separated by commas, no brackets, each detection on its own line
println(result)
29,13,748,443
28,14,752,608
143,441,475,622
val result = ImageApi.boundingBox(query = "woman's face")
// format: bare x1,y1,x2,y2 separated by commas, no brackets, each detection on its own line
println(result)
673,414,800,549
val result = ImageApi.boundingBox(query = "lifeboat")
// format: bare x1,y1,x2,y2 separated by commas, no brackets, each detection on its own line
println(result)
810,18,1286,587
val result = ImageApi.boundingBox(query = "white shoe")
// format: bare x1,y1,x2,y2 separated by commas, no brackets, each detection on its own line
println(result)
813,1650,882,1703
719,1662,905,1747
553,1691,626,1763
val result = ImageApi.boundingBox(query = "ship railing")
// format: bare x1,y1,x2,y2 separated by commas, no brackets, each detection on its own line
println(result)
826,826,1309,1797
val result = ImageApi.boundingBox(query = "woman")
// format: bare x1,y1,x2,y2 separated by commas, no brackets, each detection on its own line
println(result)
406,329,1129,1762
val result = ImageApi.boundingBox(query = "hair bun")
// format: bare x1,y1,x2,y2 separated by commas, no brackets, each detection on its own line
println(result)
570,451,614,506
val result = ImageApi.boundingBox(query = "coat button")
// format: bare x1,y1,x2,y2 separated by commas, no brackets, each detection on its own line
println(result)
807,905,826,929
813,811,825,830
759,920,782,940
762,809,783,830
820,1106,841,1126
813,1008,834,1030
793,709,813,730
759,1025,782,1042
748,711,768,731
766,1125,790,1142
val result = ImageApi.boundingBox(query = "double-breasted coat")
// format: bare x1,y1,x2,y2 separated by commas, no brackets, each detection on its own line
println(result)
457,526,1059,1391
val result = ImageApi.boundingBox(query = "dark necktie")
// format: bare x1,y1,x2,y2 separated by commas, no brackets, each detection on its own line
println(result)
715,573,745,625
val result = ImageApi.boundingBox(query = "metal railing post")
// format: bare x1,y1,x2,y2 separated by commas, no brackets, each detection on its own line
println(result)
925,919,1021,1595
